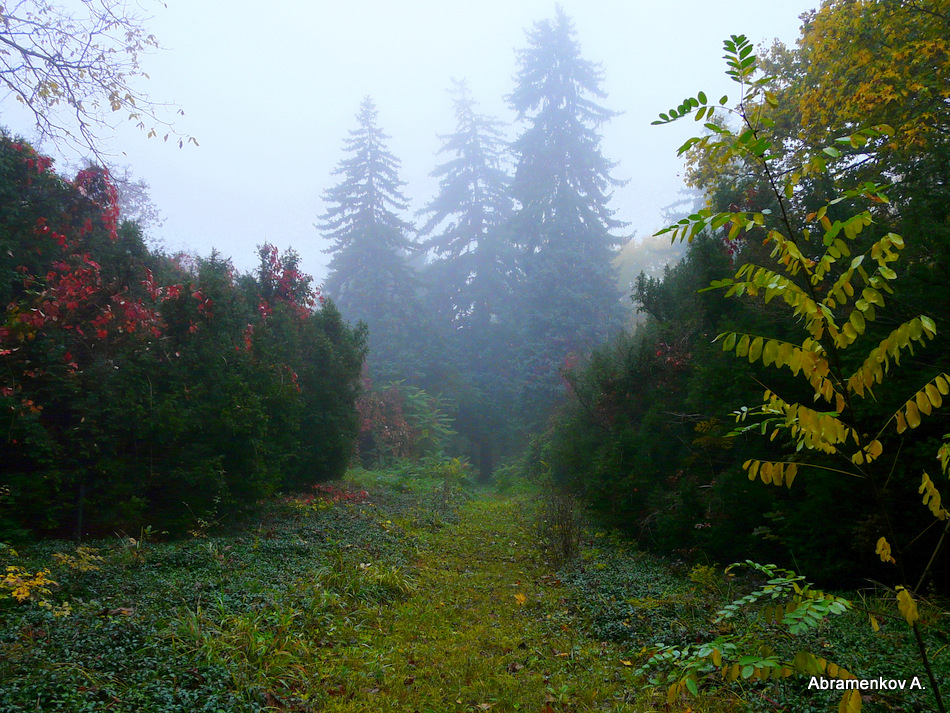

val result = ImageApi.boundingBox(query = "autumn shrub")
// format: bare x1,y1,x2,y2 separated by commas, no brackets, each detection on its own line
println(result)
0,134,367,536
355,380,457,465
536,489,582,569
645,32,950,711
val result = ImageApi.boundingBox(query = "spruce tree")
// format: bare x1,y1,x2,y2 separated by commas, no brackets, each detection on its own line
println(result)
508,7,626,421
419,80,518,477
420,80,515,335
318,97,420,379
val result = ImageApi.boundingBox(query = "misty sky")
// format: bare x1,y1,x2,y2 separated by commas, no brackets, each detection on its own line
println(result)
1,0,817,285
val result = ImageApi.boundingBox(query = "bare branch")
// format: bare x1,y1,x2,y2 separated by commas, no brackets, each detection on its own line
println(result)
0,0,193,160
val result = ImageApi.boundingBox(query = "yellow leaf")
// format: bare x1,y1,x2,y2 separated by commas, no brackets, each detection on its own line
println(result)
869,614,880,632
785,463,798,488
905,401,921,429
856,440,883,465
850,309,866,335
918,472,948,520
514,593,527,606
925,383,942,409
749,336,764,363
896,587,919,626
863,287,883,306
747,460,760,481
620,659,633,667
777,342,794,367
839,688,861,713
875,537,896,564
788,350,803,376
667,683,679,705
736,334,750,358
916,389,933,416
895,410,907,433
936,375,950,396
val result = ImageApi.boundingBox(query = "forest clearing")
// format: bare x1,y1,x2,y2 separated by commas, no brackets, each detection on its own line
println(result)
2,468,945,712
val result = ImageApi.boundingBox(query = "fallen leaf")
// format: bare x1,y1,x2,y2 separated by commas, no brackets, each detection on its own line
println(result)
514,593,527,606
621,660,633,667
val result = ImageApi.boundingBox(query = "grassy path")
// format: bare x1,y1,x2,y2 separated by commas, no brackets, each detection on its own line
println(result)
0,484,657,712
320,495,642,712
5,480,947,712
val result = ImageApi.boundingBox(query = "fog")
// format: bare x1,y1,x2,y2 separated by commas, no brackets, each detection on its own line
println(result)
1,0,815,283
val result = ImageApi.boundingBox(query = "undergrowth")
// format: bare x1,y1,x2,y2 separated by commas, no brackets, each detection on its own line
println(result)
558,529,949,712
0,464,653,712
3,462,942,711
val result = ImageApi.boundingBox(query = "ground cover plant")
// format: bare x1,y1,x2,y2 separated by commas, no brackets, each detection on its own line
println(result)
560,525,949,712
1,468,655,713
2,464,946,712
0,478,420,711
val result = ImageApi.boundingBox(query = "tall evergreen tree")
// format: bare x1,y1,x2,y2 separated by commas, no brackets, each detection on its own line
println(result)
508,7,626,422
419,80,518,477
319,97,420,379
420,80,515,333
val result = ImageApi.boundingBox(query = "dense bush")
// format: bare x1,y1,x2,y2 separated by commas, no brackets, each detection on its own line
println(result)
542,17,950,594
0,133,367,537
545,219,950,587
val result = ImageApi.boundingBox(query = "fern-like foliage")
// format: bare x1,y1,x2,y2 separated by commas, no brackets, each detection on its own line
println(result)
636,562,853,705
651,34,949,713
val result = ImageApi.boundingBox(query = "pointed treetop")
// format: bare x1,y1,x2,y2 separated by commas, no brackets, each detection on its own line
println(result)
419,79,512,247
318,96,413,253
507,7,625,240
508,6,613,126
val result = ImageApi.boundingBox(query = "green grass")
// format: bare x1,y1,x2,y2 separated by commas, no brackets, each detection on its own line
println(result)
1,468,946,712
0,475,654,712
560,533,949,713
305,495,649,712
